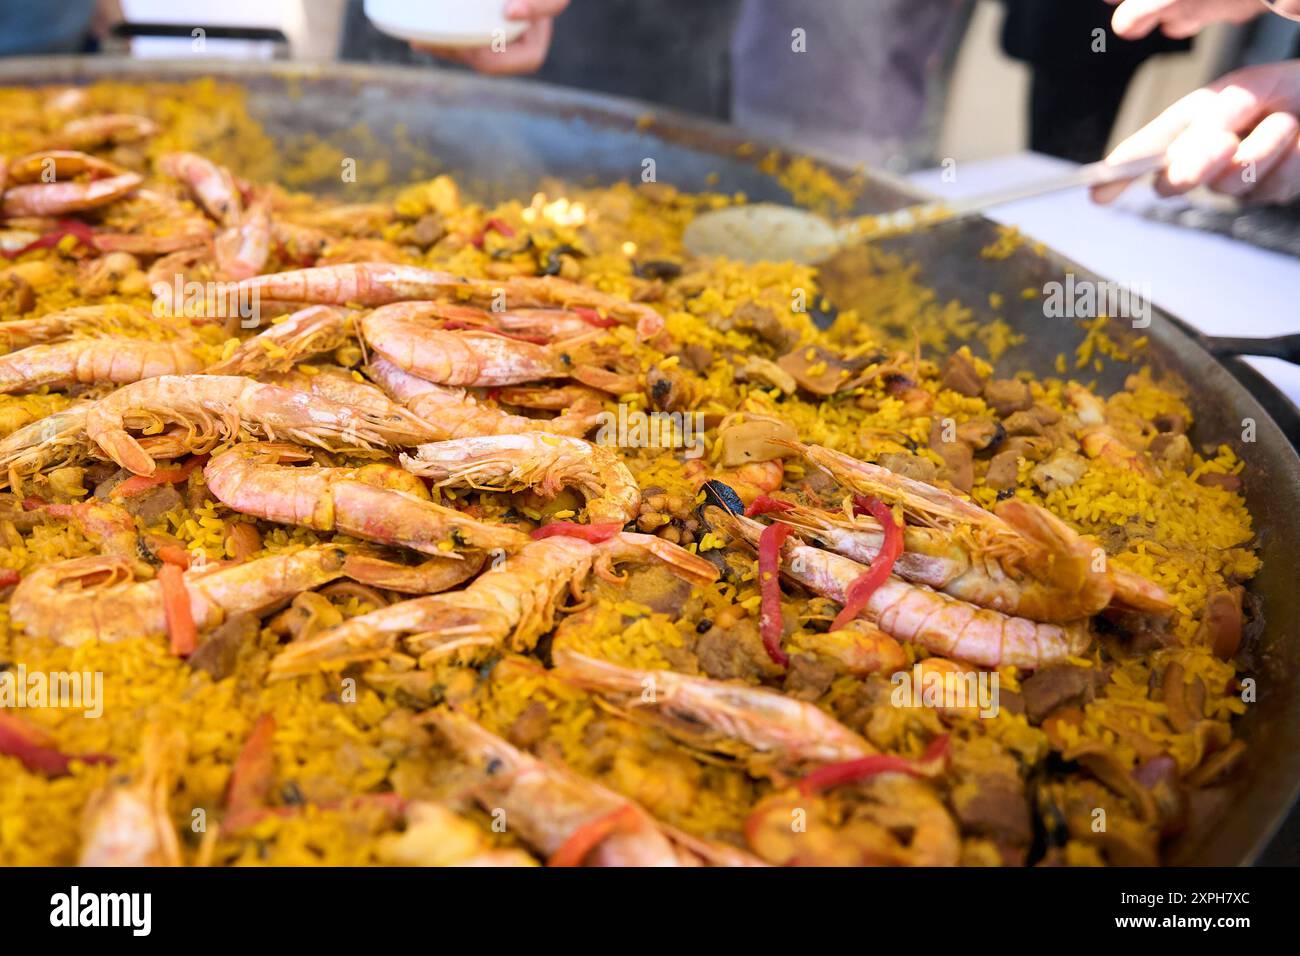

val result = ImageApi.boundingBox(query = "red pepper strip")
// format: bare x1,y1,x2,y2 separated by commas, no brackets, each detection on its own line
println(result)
797,735,951,797
0,713,115,777
571,306,617,329
225,714,276,822
0,219,99,260
830,495,904,631
0,569,19,588
20,496,48,511
158,563,197,656
112,454,208,498
531,521,623,543
155,545,192,569
548,803,641,867
469,217,517,248
745,494,794,517
757,520,793,668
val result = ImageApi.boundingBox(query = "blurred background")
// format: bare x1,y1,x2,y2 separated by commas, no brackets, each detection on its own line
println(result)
7,0,1294,172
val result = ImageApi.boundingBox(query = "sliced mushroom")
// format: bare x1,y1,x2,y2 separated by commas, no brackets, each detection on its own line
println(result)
716,413,798,468
737,356,797,395
776,344,865,396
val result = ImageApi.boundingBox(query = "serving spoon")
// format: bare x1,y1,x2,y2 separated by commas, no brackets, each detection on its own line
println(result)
683,153,1167,264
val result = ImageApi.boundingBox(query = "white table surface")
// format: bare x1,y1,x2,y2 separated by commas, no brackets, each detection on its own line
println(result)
908,153,1300,411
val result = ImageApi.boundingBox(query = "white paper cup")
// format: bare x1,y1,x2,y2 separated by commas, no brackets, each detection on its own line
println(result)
364,0,528,48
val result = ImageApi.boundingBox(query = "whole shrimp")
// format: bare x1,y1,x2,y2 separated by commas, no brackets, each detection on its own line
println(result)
368,359,602,440
771,497,1114,623
711,507,1091,670
79,727,183,867
204,442,530,556
84,374,434,476
360,303,637,391
0,304,155,354
235,262,663,338
401,433,641,526
427,708,683,866
552,647,874,764
269,532,718,676
10,544,356,646
2,148,142,217
791,440,1170,618
0,336,201,394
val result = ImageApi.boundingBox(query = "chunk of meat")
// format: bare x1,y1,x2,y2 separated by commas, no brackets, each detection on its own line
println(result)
1001,411,1043,437
694,620,783,681
120,484,183,522
733,301,799,351
507,701,551,749
955,418,1004,452
928,419,974,493
875,452,938,483
188,612,259,680
1196,472,1242,493
983,449,1020,491
1020,665,1107,724
983,378,1032,416
942,351,983,397
781,654,837,701
951,776,1033,846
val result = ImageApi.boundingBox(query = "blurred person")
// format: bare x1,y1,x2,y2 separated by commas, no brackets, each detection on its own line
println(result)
357,0,971,168
0,0,117,56
1000,0,1196,162
729,0,970,169
1106,0,1268,39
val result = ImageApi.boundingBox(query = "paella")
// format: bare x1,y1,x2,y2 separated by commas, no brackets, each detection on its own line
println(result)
0,79,1261,867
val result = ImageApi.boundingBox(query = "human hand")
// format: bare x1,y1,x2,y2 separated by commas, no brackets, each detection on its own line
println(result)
415,0,569,76
1105,0,1264,39
1093,60,1300,204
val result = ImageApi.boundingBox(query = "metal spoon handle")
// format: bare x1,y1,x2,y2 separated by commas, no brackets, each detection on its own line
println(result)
840,153,1167,241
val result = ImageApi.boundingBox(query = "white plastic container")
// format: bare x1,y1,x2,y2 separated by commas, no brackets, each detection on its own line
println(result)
363,0,527,48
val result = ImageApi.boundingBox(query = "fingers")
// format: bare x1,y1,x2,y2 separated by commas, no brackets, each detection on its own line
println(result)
1157,123,1240,196
454,20,554,75
1111,0,1181,39
1092,87,1218,203
1249,140,1300,204
1111,0,1263,39
1093,62,1300,204
504,0,569,18
1209,110,1300,196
